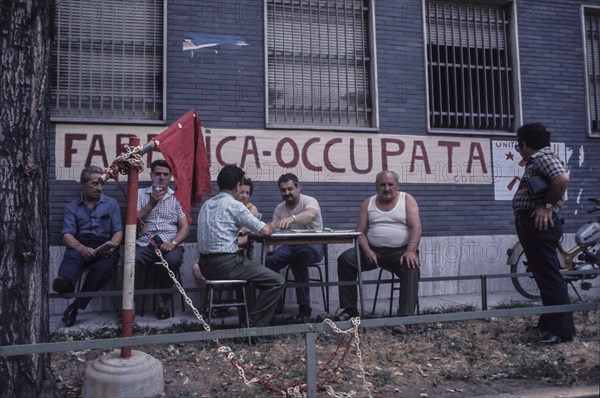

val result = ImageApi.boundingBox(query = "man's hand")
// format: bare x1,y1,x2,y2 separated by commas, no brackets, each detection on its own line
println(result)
364,250,378,267
400,251,420,269
79,246,96,261
531,207,554,231
160,241,177,252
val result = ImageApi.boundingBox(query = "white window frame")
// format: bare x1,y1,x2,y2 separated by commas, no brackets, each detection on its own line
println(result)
264,0,379,131
422,0,522,136
582,5,600,138
51,0,167,124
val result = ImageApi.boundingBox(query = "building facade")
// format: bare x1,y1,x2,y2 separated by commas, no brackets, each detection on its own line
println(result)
48,0,600,313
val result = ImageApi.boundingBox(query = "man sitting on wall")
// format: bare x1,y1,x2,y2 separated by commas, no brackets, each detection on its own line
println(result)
335,170,422,335
135,159,189,320
53,166,123,327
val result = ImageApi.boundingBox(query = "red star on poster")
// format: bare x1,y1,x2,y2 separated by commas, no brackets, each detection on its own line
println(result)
506,151,514,161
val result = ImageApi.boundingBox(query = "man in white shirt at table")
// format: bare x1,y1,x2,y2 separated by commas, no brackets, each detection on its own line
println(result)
266,173,325,320
335,170,422,335
197,165,284,337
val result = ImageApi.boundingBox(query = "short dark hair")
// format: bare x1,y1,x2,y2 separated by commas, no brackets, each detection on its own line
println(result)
80,166,103,183
277,173,299,187
242,177,254,196
517,123,551,150
217,165,245,190
150,159,172,174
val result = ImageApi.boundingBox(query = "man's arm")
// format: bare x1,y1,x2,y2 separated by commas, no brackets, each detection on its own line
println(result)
401,193,421,269
138,188,166,222
275,207,317,229
63,233,95,261
533,172,569,230
356,198,377,266
161,216,189,251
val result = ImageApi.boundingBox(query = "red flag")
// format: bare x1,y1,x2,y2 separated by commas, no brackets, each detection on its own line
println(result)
153,109,212,224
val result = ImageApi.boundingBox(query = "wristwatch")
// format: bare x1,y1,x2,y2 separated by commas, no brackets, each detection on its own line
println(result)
291,214,297,221
545,203,553,211
171,240,178,246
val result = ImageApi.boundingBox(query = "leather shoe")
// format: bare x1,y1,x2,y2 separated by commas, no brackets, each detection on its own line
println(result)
156,307,171,320
53,277,74,294
62,304,78,327
333,308,358,321
391,324,409,335
540,334,573,345
297,304,312,320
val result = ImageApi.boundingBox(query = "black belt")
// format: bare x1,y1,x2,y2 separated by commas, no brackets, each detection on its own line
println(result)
199,252,236,258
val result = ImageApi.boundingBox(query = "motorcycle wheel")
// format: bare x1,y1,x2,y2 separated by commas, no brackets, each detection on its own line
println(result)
510,252,541,300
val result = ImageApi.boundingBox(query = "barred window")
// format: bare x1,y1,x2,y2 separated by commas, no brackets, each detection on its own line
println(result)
51,0,164,122
584,7,600,137
265,0,377,130
425,1,516,133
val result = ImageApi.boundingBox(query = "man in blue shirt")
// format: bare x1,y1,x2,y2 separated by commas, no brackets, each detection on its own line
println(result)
197,165,283,335
53,166,123,327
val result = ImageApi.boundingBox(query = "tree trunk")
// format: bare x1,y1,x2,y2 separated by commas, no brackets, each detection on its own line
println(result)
0,1,57,396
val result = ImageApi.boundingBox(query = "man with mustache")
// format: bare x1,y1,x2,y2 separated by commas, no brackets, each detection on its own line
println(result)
334,170,422,336
266,173,324,320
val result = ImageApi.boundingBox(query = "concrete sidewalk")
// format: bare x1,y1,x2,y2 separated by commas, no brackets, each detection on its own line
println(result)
49,289,599,333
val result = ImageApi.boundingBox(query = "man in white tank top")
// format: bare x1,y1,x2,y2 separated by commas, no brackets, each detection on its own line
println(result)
334,170,422,335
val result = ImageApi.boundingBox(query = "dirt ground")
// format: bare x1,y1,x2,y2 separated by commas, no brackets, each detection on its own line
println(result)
51,309,599,397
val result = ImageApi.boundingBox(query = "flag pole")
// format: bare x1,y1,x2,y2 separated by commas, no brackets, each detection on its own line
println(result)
121,136,140,358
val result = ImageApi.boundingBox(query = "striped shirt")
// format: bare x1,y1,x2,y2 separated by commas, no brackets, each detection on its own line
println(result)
512,146,566,212
136,186,185,245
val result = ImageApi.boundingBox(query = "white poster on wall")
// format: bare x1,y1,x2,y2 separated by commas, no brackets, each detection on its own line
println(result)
492,140,566,201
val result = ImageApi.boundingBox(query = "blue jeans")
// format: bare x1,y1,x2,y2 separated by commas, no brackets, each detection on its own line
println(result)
266,244,324,306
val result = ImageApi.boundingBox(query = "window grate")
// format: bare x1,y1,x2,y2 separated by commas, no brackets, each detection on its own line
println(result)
266,0,374,128
51,0,164,121
425,1,514,132
585,11,600,135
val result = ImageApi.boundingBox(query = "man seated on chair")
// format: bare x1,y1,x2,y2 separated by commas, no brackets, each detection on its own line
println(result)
266,173,324,320
197,165,283,337
53,166,123,327
135,159,189,320
335,170,422,335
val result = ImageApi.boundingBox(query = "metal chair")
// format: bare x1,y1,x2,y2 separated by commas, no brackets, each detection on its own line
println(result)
139,261,185,316
371,268,420,316
282,246,330,313
203,279,250,342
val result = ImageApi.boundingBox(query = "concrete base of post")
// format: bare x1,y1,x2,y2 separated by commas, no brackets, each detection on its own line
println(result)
82,349,163,398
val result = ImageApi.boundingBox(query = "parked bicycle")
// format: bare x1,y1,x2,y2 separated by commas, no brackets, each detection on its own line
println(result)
506,198,600,300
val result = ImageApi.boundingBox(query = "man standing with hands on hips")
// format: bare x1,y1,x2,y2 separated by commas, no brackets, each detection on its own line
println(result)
512,123,574,345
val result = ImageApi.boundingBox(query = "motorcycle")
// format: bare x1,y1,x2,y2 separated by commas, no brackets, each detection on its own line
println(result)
506,198,600,300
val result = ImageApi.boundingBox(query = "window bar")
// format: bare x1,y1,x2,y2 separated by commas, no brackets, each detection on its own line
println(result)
465,6,475,129
479,6,489,129
426,2,435,127
282,2,287,123
291,1,296,123
142,1,147,117
110,4,115,116
450,5,459,128
308,0,314,123
360,0,368,125
343,0,350,125
501,8,511,130
121,2,126,115
434,3,443,127
443,4,452,128
458,5,467,129
271,1,277,123
55,4,62,112
99,2,105,116
300,0,306,123
318,0,324,124
77,4,83,114
335,0,341,124
472,6,482,129
352,0,359,124
487,7,497,130
493,8,505,130
327,1,333,124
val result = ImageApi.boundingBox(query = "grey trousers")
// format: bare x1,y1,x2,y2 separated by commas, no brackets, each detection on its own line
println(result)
337,245,420,316
199,253,284,327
